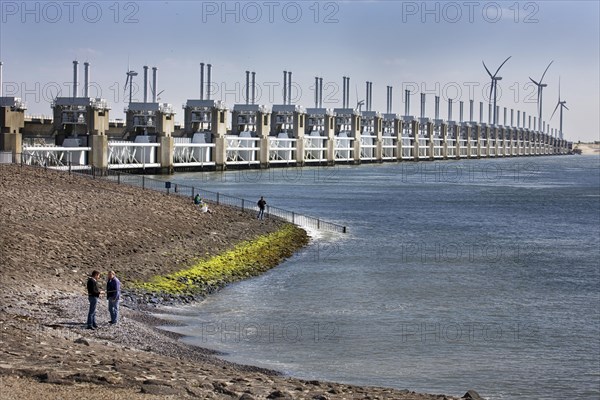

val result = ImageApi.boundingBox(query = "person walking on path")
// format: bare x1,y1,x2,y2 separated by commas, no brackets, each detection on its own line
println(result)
86,270,102,329
106,270,121,325
257,196,267,220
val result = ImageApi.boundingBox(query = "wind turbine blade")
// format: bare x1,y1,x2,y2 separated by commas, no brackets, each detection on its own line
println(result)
482,61,493,77
550,102,560,120
530,77,540,86
494,56,512,76
540,60,554,83
563,105,569,111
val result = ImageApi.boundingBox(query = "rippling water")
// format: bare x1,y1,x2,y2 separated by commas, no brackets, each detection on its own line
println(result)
154,156,600,399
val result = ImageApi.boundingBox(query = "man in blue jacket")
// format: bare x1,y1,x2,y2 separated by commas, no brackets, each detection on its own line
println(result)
106,271,121,325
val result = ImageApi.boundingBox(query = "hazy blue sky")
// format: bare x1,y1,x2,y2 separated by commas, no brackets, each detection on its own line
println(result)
1,1,598,141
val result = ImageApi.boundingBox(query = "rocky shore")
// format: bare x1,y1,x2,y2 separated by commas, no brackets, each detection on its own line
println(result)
0,164,476,399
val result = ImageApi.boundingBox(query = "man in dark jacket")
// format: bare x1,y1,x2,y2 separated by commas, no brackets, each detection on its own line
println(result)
86,270,101,329
257,196,267,220
106,270,121,324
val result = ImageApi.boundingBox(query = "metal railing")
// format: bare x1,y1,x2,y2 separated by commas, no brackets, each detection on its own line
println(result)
10,153,347,234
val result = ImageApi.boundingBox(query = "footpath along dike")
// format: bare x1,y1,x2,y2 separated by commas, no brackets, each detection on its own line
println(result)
0,163,476,400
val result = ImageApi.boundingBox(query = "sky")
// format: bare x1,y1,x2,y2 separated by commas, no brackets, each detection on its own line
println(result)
1,0,598,142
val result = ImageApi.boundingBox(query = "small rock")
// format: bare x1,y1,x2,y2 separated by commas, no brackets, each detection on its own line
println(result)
74,337,90,346
267,390,292,399
140,384,181,396
239,394,255,400
463,389,484,400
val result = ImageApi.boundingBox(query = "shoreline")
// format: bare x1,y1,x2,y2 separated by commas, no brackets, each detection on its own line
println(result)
0,164,471,399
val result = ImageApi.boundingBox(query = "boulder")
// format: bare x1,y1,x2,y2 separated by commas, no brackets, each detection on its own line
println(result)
463,389,484,400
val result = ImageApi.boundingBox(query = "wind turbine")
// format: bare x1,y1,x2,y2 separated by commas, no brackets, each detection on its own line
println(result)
483,56,511,125
529,60,553,132
550,77,568,139
124,69,138,104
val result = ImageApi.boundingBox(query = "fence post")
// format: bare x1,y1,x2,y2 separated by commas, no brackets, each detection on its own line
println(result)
117,173,120,184
292,212,295,224
216,192,220,204
317,218,320,229
242,199,245,211
142,176,145,189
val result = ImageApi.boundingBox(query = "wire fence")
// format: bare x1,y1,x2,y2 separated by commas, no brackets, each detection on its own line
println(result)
9,153,347,234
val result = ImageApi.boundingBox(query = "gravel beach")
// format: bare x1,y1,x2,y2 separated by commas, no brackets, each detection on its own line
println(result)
0,164,469,400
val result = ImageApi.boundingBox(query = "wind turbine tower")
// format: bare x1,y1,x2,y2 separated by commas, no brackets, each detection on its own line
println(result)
529,61,553,132
483,56,511,125
550,77,569,139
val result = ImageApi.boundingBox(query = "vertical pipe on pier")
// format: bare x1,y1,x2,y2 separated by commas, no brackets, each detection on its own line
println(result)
389,86,393,114
479,102,484,124
459,101,463,123
143,66,148,103
534,117,537,131
347,77,350,108
503,107,507,126
83,62,90,98
251,71,256,105
420,93,425,119
448,98,453,121
152,67,157,103
528,115,531,130
365,81,369,111
200,63,204,100
385,85,390,114
488,104,492,124
404,89,410,116
288,71,292,105
245,71,250,105
206,64,212,100
314,77,319,108
434,96,440,120
342,77,346,108
511,109,514,127
319,78,323,108
283,71,287,105
496,106,500,125
469,100,474,122
0,61,3,97
385,85,391,114
346,77,350,108
72,60,79,98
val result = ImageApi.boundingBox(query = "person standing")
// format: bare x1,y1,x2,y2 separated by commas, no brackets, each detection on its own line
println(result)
86,270,101,329
106,270,121,325
257,196,267,220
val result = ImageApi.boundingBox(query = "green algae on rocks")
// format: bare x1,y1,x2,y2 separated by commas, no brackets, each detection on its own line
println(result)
134,224,309,295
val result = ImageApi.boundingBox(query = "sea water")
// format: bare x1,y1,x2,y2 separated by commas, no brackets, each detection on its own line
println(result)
155,156,600,400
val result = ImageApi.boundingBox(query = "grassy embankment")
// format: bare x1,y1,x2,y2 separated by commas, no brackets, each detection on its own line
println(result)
134,223,308,296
